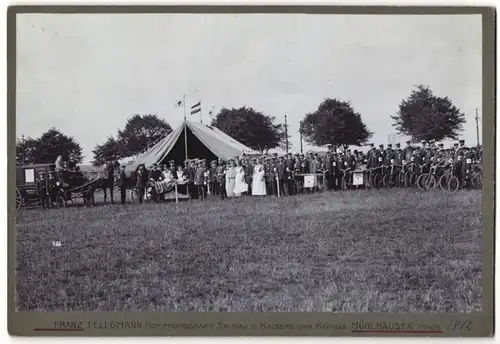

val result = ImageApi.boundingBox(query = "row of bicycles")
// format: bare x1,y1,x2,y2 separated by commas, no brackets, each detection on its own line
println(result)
361,161,482,192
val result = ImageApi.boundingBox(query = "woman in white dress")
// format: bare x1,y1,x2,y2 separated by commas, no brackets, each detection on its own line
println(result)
252,158,267,196
225,160,236,198
158,166,174,194
233,159,248,197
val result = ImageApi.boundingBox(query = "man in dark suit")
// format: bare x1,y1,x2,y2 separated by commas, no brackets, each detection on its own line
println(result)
118,165,127,204
277,156,289,196
209,160,219,196
323,151,334,190
245,158,254,195
264,157,275,196
285,153,295,195
216,159,226,199
37,171,49,209
135,164,148,204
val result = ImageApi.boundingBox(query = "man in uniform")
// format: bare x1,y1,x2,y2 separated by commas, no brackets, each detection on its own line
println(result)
209,160,219,196
276,155,289,196
323,151,334,190
118,165,128,205
285,153,296,195
345,149,356,186
264,157,275,196
215,159,226,199
243,157,253,195
37,170,49,209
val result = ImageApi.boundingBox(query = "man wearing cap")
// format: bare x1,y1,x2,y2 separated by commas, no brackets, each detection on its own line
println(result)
276,156,289,196
185,159,197,199
243,157,253,195
194,160,207,201
285,153,296,195
323,151,334,190
264,157,275,196
208,160,219,196
37,170,50,209
215,159,226,199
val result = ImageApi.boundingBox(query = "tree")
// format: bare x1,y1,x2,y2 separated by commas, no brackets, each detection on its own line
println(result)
391,84,466,142
299,98,372,152
117,114,172,156
16,128,84,165
90,136,125,166
210,107,287,153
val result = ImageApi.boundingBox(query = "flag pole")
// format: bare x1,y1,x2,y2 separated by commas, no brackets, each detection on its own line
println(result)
183,95,188,162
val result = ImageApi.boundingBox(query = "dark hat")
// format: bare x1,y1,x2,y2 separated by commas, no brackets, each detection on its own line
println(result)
459,139,465,144
379,144,384,148
406,140,411,144
369,143,374,147
438,143,444,148
453,143,459,147
387,144,392,148
294,153,300,156
395,143,401,148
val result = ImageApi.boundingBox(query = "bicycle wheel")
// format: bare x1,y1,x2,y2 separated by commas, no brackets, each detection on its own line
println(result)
383,174,396,188
397,172,406,188
372,173,383,189
447,175,459,193
417,173,433,191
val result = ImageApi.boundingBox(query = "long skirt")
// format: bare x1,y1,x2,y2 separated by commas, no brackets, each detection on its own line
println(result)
225,177,235,197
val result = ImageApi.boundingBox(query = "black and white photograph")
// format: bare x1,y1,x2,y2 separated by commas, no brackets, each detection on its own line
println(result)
15,12,483,313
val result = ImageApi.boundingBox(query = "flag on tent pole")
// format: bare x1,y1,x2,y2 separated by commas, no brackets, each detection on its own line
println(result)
191,101,201,115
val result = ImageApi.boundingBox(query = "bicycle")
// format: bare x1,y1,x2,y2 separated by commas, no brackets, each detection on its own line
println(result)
367,165,384,189
447,158,481,193
416,163,441,191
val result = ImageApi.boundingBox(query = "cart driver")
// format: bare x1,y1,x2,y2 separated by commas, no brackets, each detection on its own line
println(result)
54,155,68,188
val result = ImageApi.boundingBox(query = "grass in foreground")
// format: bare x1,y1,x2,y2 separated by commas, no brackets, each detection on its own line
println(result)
15,188,482,312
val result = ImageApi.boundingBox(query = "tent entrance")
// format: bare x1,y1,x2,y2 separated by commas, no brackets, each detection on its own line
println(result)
160,125,219,165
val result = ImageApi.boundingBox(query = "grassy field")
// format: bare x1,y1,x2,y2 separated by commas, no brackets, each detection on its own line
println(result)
15,188,482,312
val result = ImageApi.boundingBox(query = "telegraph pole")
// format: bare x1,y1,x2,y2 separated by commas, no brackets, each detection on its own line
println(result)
299,129,303,154
475,108,480,147
284,114,289,154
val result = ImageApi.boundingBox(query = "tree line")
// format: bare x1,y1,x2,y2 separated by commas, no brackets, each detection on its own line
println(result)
16,85,467,166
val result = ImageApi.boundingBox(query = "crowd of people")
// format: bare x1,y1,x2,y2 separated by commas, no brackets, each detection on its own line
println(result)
119,139,482,204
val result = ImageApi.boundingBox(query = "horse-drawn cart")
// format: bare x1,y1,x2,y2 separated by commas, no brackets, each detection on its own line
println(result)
16,163,53,210
55,170,106,207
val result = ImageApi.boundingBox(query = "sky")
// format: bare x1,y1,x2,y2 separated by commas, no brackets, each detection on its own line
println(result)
16,13,482,163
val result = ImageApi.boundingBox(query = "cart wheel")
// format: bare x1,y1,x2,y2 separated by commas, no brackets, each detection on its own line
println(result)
417,173,432,191
16,188,22,211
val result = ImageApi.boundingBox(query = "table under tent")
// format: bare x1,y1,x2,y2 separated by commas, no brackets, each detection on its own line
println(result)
120,120,260,202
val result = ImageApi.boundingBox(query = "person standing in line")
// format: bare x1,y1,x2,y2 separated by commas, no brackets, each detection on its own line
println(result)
216,159,226,199
135,164,147,204
244,157,254,195
118,165,127,205
264,157,275,196
225,159,236,198
37,171,49,209
276,156,289,196
233,159,248,197
209,160,219,196
195,160,206,201
252,157,267,196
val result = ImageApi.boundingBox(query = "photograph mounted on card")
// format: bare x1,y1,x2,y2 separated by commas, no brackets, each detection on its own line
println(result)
7,5,494,338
